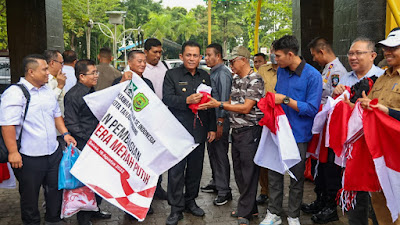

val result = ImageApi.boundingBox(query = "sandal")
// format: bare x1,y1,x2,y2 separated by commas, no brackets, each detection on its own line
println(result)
238,217,250,225
231,211,258,218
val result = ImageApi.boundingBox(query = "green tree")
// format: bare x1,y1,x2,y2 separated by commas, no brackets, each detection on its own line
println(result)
176,12,201,42
142,13,174,41
0,0,7,50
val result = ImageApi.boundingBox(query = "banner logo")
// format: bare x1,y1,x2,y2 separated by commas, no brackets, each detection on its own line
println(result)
133,93,149,112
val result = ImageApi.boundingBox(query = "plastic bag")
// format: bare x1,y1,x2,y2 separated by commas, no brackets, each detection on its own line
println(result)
58,144,84,190
61,186,98,218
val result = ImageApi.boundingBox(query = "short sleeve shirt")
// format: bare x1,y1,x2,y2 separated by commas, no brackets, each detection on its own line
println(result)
321,58,347,104
368,67,400,110
230,72,264,128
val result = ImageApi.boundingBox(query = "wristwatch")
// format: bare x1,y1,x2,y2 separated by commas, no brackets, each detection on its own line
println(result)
283,96,290,105
219,102,224,110
217,121,223,126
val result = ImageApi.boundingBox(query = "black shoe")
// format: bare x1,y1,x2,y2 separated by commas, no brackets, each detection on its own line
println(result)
301,199,325,214
213,193,233,206
166,212,183,225
256,194,268,205
154,186,168,200
92,210,112,219
311,206,339,224
185,203,205,217
200,184,217,193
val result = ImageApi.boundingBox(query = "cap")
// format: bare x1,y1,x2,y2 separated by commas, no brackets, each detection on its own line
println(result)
224,46,251,61
377,29,400,47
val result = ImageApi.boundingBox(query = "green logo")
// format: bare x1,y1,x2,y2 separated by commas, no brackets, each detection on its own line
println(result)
132,93,149,112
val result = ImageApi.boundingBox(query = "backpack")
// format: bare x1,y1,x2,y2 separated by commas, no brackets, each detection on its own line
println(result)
0,84,31,163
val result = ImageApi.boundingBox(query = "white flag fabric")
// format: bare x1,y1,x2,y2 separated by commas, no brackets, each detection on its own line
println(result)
254,93,300,179
0,163,16,189
71,76,198,221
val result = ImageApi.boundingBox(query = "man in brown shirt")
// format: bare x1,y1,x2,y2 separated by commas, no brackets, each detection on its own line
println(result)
359,27,400,225
94,47,121,91
255,41,278,205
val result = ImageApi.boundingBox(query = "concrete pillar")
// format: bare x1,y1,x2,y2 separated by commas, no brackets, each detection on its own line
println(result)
6,0,64,83
333,0,386,69
292,0,334,70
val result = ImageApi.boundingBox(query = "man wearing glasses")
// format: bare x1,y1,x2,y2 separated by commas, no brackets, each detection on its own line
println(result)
332,37,384,225
163,41,216,225
333,37,384,97
64,59,112,225
44,50,67,114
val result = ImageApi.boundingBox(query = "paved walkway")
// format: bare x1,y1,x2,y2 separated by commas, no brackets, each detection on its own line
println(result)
0,150,349,225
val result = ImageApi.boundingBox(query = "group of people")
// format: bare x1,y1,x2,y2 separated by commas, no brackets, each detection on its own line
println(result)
1,26,400,225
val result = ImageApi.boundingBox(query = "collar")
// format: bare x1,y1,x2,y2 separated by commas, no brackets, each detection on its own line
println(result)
210,63,224,73
19,77,36,91
386,67,400,77
350,64,378,79
287,57,305,76
77,81,95,94
182,65,200,76
146,61,161,70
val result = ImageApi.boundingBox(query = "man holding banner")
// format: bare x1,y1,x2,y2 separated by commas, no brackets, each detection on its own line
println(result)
64,59,112,225
163,41,216,225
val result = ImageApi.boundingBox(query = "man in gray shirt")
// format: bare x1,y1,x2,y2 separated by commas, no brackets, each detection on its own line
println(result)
201,43,233,206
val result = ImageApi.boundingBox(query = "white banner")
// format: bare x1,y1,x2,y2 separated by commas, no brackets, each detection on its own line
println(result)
71,76,198,221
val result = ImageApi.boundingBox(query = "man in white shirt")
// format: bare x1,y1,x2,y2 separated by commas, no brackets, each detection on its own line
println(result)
143,38,169,100
62,50,78,93
44,50,67,114
0,54,76,225
142,38,169,200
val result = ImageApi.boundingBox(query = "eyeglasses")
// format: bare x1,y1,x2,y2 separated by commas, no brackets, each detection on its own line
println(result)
347,51,373,57
83,71,99,76
53,60,64,65
229,57,243,65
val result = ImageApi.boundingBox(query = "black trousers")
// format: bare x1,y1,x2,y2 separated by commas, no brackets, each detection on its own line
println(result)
231,125,262,219
314,148,342,199
207,130,231,196
168,143,205,213
13,146,63,225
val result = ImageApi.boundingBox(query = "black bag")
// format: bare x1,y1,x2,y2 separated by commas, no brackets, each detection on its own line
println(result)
0,84,31,163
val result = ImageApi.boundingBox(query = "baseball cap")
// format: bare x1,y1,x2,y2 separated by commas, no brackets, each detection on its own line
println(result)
377,29,400,47
224,46,251,60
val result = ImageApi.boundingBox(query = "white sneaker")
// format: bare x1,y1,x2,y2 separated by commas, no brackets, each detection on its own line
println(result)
259,210,282,225
287,216,301,225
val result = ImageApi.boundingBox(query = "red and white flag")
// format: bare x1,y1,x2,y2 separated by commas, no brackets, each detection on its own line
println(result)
254,92,300,179
71,76,198,221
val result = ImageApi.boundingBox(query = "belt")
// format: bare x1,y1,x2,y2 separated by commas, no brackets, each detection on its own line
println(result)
231,125,256,134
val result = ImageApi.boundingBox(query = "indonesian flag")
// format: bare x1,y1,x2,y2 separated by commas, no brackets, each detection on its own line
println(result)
339,101,400,222
363,99,400,222
308,91,350,163
254,92,300,179
71,77,198,221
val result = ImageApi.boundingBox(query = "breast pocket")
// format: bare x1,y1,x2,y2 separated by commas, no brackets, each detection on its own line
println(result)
387,87,400,108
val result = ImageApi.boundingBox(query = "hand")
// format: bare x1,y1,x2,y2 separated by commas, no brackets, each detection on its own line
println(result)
9,151,22,168
198,96,219,110
64,134,77,147
120,71,133,83
370,103,389,114
56,70,67,89
275,93,285,104
358,91,372,110
216,124,223,140
186,93,203,104
207,131,216,143
333,84,346,97
342,93,355,108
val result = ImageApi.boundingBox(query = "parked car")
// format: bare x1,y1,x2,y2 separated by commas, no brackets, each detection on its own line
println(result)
0,57,11,85
164,59,183,69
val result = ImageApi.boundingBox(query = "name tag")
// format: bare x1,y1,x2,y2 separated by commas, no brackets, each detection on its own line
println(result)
179,81,188,85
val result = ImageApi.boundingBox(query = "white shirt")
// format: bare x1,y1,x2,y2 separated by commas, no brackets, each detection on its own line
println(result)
143,60,168,99
62,65,77,93
47,74,65,116
0,78,61,156
321,57,347,104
